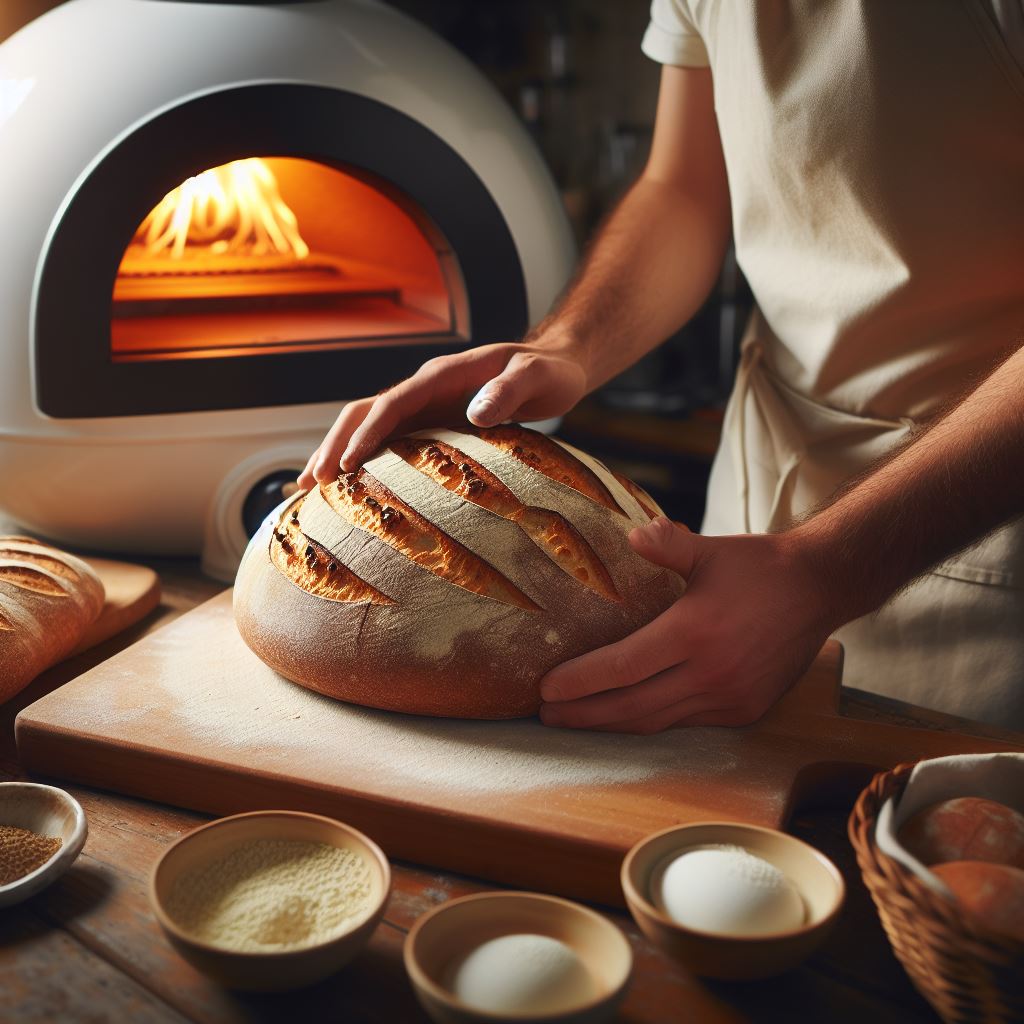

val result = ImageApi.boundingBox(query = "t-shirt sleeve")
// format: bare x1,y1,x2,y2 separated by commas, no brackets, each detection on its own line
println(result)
641,0,710,67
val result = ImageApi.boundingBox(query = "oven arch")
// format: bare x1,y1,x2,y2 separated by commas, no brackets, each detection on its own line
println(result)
35,83,528,418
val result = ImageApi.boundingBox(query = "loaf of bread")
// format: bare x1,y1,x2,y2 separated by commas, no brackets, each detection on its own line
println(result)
234,425,686,718
898,796,1024,869
931,861,1024,942
0,537,105,703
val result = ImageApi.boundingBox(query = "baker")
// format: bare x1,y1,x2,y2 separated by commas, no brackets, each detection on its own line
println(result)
298,2,1024,733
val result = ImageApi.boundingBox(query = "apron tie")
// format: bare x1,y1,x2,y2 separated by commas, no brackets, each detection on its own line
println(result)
731,339,763,534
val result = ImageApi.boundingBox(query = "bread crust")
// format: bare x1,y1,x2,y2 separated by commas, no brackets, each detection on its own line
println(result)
234,426,685,719
898,797,1024,868
0,538,105,702
931,861,1024,941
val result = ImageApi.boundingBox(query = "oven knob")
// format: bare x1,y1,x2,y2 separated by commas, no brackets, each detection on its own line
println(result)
241,470,301,538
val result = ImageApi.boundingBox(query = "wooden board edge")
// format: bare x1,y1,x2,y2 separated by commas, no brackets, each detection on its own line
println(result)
15,716,651,907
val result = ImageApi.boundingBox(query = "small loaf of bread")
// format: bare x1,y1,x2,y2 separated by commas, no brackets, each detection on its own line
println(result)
931,861,1024,942
234,425,686,718
898,797,1024,869
0,537,105,703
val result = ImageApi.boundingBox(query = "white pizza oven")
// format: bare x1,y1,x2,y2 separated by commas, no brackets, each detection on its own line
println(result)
0,0,574,579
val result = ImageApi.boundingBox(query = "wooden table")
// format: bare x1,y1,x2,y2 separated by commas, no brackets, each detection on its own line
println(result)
2,555,982,1023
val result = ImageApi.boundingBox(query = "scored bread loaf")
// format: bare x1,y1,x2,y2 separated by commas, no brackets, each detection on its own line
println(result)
0,537,105,703
234,424,686,719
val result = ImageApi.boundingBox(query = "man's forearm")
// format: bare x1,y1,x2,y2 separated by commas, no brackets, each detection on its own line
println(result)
527,65,731,395
789,343,1024,628
530,175,731,391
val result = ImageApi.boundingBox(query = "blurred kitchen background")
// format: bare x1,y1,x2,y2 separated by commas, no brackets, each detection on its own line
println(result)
3,0,752,528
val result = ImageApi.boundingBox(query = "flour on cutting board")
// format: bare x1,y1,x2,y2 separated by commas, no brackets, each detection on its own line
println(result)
67,595,741,796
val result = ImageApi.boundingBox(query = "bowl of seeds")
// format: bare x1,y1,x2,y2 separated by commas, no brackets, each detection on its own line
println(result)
150,809,391,991
0,781,87,908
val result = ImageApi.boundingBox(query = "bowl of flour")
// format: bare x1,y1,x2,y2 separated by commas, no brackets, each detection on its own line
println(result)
150,809,390,991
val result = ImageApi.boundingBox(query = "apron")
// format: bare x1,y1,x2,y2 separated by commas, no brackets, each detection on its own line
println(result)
666,2,1024,728
704,321,1024,728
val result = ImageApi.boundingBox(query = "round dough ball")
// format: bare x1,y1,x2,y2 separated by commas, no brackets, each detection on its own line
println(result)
898,797,1024,868
449,933,597,1014
931,861,1024,942
657,845,805,937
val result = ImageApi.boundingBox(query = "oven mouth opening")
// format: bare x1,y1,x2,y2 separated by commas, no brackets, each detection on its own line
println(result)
111,155,465,362
35,82,528,419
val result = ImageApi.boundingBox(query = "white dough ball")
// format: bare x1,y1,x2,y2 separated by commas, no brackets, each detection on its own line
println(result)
450,932,598,1015
657,844,805,937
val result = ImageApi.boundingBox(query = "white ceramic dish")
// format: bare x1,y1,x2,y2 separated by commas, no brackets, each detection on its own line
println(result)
0,781,87,908
621,822,845,980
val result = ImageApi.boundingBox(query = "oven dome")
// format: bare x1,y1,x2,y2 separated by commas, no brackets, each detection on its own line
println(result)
0,0,574,577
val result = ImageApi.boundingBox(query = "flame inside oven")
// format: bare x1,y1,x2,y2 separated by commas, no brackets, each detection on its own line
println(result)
136,158,310,263
111,157,461,363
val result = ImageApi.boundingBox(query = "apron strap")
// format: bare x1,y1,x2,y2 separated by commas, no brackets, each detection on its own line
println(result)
731,340,763,534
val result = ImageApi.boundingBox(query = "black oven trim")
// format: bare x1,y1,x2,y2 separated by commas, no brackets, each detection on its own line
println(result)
35,84,528,418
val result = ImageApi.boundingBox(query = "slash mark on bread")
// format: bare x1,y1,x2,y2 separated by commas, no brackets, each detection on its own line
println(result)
323,469,541,612
463,425,624,514
269,500,393,605
392,437,620,602
0,565,68,598
0,548,83,582
610,471,660,520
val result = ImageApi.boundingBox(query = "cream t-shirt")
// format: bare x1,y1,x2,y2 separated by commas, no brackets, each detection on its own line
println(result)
644,1,1024,72
641,2,1024,726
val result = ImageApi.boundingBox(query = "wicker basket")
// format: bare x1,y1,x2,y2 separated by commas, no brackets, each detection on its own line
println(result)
848,762,1024,1024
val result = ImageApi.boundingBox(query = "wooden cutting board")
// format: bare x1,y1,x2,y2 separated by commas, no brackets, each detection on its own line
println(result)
73,557,161,654
15,590,1023,905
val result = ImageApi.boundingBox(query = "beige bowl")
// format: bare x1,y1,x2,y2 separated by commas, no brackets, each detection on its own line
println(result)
622,822,845,981
0,782,87,908
150,810,390,991
404,891,633,1024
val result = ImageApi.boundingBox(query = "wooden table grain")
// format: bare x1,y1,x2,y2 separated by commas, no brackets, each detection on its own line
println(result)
0,555,952,1023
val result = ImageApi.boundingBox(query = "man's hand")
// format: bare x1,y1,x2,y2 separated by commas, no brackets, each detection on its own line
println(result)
538,517,834,734
296,340,587,489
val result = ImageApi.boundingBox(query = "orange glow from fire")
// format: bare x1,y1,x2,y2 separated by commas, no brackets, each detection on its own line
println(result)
135,157,310,261
112,156,461,363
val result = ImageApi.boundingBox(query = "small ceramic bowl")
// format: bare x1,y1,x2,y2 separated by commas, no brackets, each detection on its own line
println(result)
150,810,390,991
0,781,87,908
404,891,633,1024
622,821,845,981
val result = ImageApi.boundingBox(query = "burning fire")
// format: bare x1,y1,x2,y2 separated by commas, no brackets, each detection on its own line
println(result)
135,158,309,261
